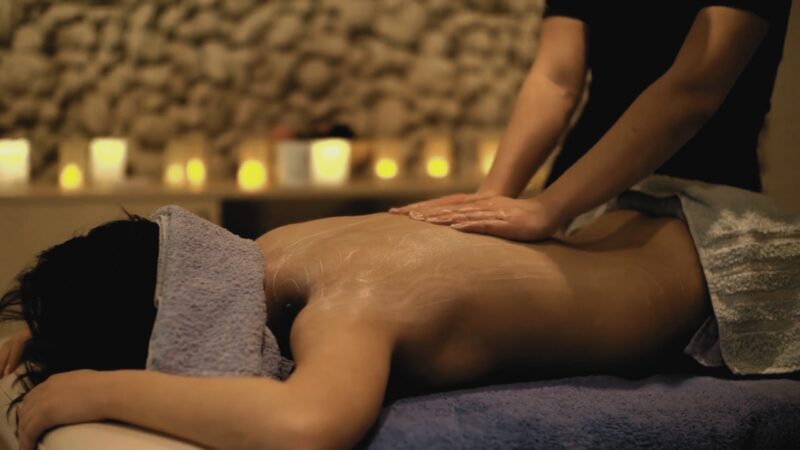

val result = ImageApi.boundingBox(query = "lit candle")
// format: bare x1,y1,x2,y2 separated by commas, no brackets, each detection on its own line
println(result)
273,140,310,187
422,135,452,179
90,138,127,188
478,135,501,176
184,134,207,190
0,139,30,189
310,138,351,186
58,138,87,191
163,140,186,188
236,138,269,192
373,139,406,181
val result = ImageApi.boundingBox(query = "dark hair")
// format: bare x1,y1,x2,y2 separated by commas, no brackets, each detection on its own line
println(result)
0,213,160,415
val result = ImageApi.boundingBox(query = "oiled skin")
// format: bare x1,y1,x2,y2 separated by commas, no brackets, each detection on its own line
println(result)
256,210,709,388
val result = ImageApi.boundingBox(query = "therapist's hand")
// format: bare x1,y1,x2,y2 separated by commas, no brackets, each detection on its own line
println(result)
0,327,31,377
393,195,565,242
17,370,110,450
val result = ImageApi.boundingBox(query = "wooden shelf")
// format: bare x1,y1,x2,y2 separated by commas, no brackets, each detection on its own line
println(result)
0,177,491,204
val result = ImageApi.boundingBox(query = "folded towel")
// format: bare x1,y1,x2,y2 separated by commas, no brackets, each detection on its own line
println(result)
573,176,800,375
146,205,293,379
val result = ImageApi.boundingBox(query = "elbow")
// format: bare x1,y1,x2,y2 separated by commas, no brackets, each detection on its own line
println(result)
250,409,346,450
658,73,728,128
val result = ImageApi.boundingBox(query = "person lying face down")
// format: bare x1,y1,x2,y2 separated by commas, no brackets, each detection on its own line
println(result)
1,208,710,450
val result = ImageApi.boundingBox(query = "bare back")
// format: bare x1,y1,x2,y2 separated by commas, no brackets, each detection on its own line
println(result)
256,210,709,387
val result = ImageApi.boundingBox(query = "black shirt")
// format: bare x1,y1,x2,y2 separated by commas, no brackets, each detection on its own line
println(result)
543,0,792,192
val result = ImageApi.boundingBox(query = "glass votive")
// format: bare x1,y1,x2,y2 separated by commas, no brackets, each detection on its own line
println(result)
236,137,269,192
273,140,310,187
183,133,207,190
0,139,30,189
373,138,407,181
422,135,453,180
310,138,351,186
89,138,127,188
163,139,186,189
58,138,87,192
477,134,501,177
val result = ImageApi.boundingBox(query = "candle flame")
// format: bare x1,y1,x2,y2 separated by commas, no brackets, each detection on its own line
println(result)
186,157,207,188
59,163,84,191
238,159,268,191
375,157,399,180
426,156,450,179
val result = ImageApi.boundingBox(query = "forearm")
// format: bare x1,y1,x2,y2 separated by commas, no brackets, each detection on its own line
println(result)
537,74,719,222
102,370,295,450
480,72,581,197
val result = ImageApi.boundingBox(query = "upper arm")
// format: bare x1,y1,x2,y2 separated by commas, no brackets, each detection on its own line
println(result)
286,305,393,449
530,16,589,99
664,6,769,107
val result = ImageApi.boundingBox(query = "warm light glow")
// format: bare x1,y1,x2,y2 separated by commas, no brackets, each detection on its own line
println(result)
185,157,207,189
375,157,399,180
237,159,268,191
426,156,450,179
311,138,351,186
164,163,185,187
59,163,84,191
0,139,30,188
479,138,500,176
90,138,127,187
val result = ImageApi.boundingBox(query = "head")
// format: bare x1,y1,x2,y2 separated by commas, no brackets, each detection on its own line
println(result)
0,213,159,411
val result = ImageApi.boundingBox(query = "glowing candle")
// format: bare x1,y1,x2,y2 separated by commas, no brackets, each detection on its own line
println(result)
236,138,269,192
274,140,310,187
163,140,186,188
373,139,406,181
0,139,30,188
184,134,208,190
58,139,87,191
90,138,127,188
422,135,453,179
310,138,351,186
478,135,501,176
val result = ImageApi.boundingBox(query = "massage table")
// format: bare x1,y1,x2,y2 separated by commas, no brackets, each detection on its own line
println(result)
1,337,799,450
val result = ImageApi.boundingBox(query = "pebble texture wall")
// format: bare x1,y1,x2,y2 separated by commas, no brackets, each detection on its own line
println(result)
0,0,544,179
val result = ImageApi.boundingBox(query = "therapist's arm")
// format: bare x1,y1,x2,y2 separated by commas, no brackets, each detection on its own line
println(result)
537,6,769,223
480,15,588,198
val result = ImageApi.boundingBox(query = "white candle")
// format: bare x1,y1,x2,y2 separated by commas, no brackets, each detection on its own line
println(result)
59,138,87,191
310,138,351,186
236,138,269,192
274,140,310,187
90,138,127,188
0,139,30,188
423,135,452,179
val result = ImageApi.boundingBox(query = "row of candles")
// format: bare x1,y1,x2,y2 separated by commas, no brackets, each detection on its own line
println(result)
0,134,502,192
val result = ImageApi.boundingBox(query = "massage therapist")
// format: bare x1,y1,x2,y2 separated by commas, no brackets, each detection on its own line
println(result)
392,0,792,241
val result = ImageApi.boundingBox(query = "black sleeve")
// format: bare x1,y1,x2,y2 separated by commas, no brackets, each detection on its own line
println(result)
699,0,792,23
542,0,591,23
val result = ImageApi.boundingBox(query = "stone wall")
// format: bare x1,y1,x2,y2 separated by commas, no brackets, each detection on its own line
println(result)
0,0,544,179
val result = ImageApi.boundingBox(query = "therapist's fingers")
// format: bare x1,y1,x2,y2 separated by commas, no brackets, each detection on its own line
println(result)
0,343,10,377
390,193,489,215
5,339,24,376
450,220,509,236
426,210,506,225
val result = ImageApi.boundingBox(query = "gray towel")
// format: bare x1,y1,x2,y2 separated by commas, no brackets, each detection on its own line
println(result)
146,205,293,379
574,175,800,375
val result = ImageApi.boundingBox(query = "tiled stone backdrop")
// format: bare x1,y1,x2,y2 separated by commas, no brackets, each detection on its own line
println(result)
0,0,544,180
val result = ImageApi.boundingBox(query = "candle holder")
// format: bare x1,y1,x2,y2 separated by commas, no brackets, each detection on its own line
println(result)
236,137,270,192
163,139,187,189
184,133,208,191
273,140,310,187
89,138,128,188
421,134,453,180
58,138,88,192
372,138,408,181
0,138,30,190
310,138,351,186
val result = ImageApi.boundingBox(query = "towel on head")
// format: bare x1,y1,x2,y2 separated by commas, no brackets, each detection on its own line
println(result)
146,205,293,379
570,175,800,375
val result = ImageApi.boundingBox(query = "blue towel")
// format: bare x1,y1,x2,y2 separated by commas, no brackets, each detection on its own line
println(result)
363,375,800,449
146,205,293,379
